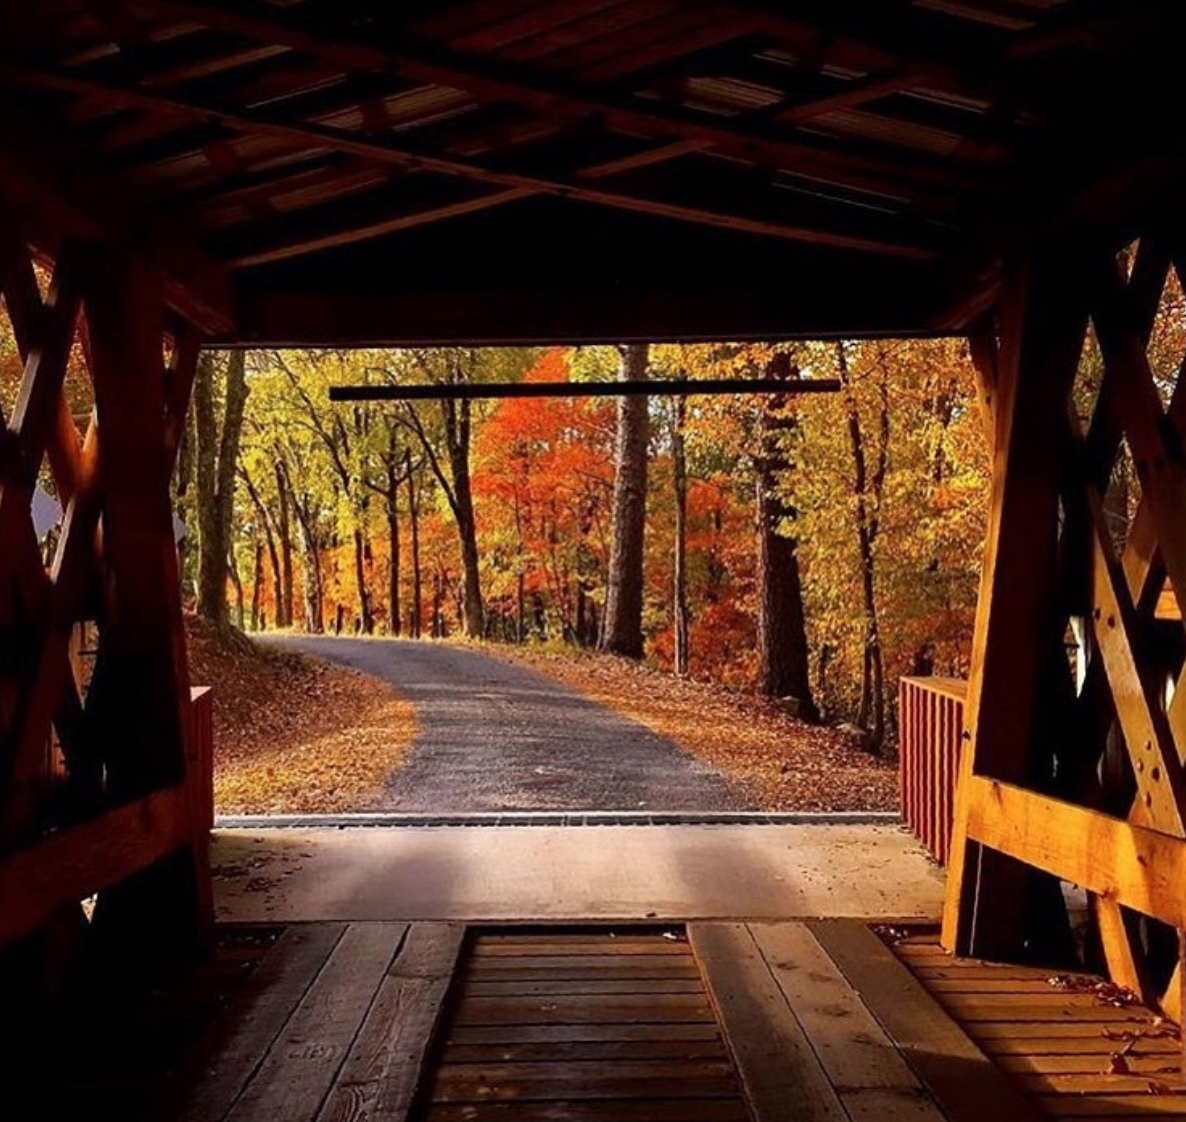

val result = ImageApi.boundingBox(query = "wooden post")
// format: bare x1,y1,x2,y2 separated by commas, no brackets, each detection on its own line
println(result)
79,244,211,967
943,247,1090,958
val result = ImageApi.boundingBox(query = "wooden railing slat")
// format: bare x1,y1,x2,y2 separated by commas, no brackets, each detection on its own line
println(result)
899,677,967,865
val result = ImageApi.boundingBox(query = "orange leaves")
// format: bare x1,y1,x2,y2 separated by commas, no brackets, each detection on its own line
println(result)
187,615,418,814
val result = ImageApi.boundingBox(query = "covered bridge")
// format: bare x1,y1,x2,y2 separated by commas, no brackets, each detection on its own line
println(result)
2,1,1185,1119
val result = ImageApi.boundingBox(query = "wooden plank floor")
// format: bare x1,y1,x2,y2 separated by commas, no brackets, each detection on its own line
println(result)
24,918,1181,1122
891,931,1186,1120
420,927,748,1122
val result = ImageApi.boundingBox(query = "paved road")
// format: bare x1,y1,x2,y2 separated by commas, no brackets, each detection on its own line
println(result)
268,637,750,812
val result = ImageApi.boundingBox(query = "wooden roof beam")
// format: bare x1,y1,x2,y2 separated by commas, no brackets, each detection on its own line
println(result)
0,66,942,261
150,0,978,204
0,104,233,333
157,0,1132,165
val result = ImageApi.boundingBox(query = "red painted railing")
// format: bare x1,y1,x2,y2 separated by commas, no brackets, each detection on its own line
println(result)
899,676,967,864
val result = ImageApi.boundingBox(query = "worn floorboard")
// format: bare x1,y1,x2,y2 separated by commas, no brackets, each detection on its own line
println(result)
890,930,1186,1122
30,916,1186,1122
420,927,748,1122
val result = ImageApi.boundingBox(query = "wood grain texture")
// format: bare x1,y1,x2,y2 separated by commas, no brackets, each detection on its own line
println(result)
0,783,192,945
810,920,1047,1122
751,922,947,1119
893,931,1186,1111
691,922,847,1122
226,922,405,1122
317,922,464,1122
964,777,1186,928
179,923,346,1122
421,927,747,1121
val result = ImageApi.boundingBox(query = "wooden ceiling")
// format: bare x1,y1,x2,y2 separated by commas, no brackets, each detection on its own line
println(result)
0,0,1178,343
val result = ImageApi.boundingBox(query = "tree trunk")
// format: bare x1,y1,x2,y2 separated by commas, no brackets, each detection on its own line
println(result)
242,470,281,631
227,547,245,631
353,524,374,634
386,460,401,636
195,350,248,627
249,540,264,631
294,501,324,633
672,395,690,677
754,352,819,721
443,397,483,637
517,572,526,643
837,341,886,751
431,570,443,638
407,451,422,639
600,343,649,658
275,462,294,628
175,397,194,605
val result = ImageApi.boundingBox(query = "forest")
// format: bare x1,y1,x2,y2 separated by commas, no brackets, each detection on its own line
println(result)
17,266,1182,754
174,337,993,753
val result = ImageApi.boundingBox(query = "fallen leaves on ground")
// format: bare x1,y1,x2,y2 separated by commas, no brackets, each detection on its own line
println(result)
187,616,417,815
481,644,898,812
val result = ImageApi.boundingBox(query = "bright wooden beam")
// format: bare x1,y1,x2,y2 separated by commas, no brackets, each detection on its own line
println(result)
965,776,1186,928
0,65,940,261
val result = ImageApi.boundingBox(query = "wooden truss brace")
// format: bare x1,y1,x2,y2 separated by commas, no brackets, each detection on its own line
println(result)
944,235,1186,1031
0,227,209,955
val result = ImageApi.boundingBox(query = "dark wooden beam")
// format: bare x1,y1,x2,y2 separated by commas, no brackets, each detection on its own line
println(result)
229,278,946,347
0,104,233,333
152,0,977,202
0,66,941,260
189,140,698,262
0,783,192,946
330,377,842,402
228,186,533,267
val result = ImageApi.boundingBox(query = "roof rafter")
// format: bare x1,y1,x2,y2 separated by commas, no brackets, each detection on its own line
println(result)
0,65,942,261
214,140,712,265
0,103,233,332
149,0,977,202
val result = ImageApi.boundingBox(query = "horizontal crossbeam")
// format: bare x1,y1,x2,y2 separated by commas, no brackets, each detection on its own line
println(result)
329,378,842,402
965,777,1186,928
0,783,192,945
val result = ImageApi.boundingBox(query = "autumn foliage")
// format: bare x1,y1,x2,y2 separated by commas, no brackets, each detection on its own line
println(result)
192,338,1000,747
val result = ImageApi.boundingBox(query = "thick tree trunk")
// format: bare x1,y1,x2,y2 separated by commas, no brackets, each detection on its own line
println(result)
443,397,483,637
275,462,294,628
195,350,248,627
193,352,218,619
295,503,324,633
242,470,281,631
837,341,886,751
407,451,423,639
672,395,690,677
175,400,194,604
754,352,819,721
600,343,649,658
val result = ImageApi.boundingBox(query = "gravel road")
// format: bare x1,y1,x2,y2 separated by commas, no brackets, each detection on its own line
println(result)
268,637,750,812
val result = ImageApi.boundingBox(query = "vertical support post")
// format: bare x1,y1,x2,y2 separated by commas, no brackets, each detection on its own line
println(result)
83,245,211,965
943,249,1090,958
